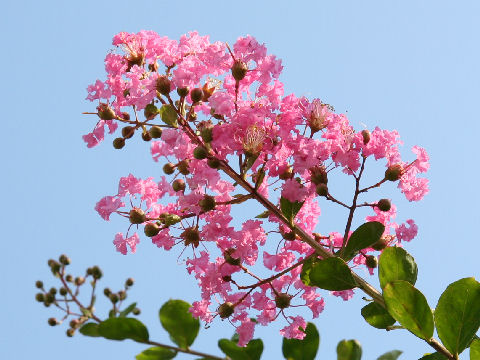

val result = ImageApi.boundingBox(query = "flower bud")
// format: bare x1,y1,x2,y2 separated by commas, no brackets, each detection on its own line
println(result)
190,88,204,103
125,278,134,287
69,319,80,329
35,280,44,289
59,254,70,266
159,213,181,226
275,293,292,309
218,302,235,319
66,329,75,337
144,223,160,237
65,274,73,282
361,129,371,145
199,123,214,143
113,137,125,149
222,275,232,282
181,227,200,248
207,158,221,169
121,126,135,139
148,61,159,72
149,126,163,139
92,266,103,280
109,293,119,303
45,293,55,303
372,237,388,251
129,208,146,224
59,287,68,296
316,183,328,197
163,163,176,175
35,293,45,302
365,255,378,269
97,103,116,120
132,308,141,315
310,166,328,185
223,248,241,266
385,164,403,181
141,131,152,142
49,287,57,295
118,290,127,300
199,195,216,212
231,59,248,81
103,288,112,297
177,87,189,97
156,76,171,96
282,231,296,241
193,146,208,160
75,276,85,286
177,160,190,175
279,166,293,180
172,179,186,192
48,317,58,326
377,199,391,212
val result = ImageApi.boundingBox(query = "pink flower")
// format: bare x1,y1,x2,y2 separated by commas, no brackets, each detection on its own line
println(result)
236,318,256,347
396,219,418,242
95,196,124,220
331,290,355,301
280,316,307,339
113,233,140,255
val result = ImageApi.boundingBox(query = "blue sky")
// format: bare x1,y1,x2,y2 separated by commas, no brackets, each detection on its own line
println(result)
2,1,479,359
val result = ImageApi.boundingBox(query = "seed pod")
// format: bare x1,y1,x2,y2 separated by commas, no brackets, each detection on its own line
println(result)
190,88,204,103
193,146,208,160
275,293,292,309
121,126,135,139
149,126,163,139
177,160,190,175
144,223,160,237
316,183,328,197
129,208,146,224
113,137,125,149
385,164,403,181
218,302,235,319
172,179,186,192
141,131,152,142
377,199,391,212
156,76,171,96
207,158,221,169
163,163,176,175
231,59,248,81
310,165,328,185
199,195,216,212
181,227,200,248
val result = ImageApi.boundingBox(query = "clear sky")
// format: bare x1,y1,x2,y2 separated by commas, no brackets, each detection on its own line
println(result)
2,1,479,359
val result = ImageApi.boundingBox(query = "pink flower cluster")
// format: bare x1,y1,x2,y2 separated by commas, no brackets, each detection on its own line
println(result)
85,31,429,345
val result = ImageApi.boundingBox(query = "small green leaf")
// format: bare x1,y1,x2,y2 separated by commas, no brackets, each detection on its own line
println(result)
135,347,177,360
98,317,149,342
383,280,433,340
434,277,480,356
300,256,319,287
159,299,200,349
361,302,396,329
418,353,447,359
159,105,178,127
377,350,402,360
120,302,137,317
470,338,480,360
255,210,270,219
379,247,418,289
79,322,101,337
309,257,357,291
342,222,385,261
282,322,320,360
218,338,264,360
336,339,362,360
280,197,304,224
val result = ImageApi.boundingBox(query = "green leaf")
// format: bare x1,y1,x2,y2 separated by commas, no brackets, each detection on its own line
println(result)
300,256,319,287
434,277,480,356
159,299,200,349
282,322,320,360
470,338,480,360
218,338,264,360
119,302,137,317
342,222,385,261
379,247,418,289
255,210,270,219
377,350,402,360
79,322,101,337
98,317,149,342
361,302,396,329
159,105,178,127
336,339,362,360
280,197,304,224
135,347,177,360
383,280,434,340
418,353,447,360
309,257,357,291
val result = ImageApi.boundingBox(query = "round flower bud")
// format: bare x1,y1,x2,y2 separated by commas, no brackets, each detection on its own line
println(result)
103,288,112,297
149,126,163,139
35,293,45,302
199,195,216,212
310,166,328,185
141,131,152,142
144,222,160,237
59,287,68,296
48,318,58,326
361,129,371,145
365,255,378,269
279,166,293,180
222,275,232,282
193,146,208,160
372,237,388,251
190,88,204,103
45,293,55,303
86,267,93,275
75,276,85,286
113,137,125,149
65,274,73,282
231,59,248,81
207,158,221,169
118,290,127,300
385,164,403,181
177,160,190,175
132,308,141,315
109,293,119,303
223,248,241,266
125,278,134,287
172,179,186,192
282,231,296,241
156,76,171,96
92,266,103,280
69,319,79,329
163,163,176,175
129,208,146,224
377,199,391,212
59,254,70,266
177,87,189,97
275,293,292,309
182,227,200,248
218,302,235,319
49,287,57,295
121,112,131,121
97,104,116,120
121,126,135,139
316,183,328,197
35,280,43,289
66,329,75,337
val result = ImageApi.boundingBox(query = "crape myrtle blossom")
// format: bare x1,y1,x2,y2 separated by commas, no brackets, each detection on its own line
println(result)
85,31,430,345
